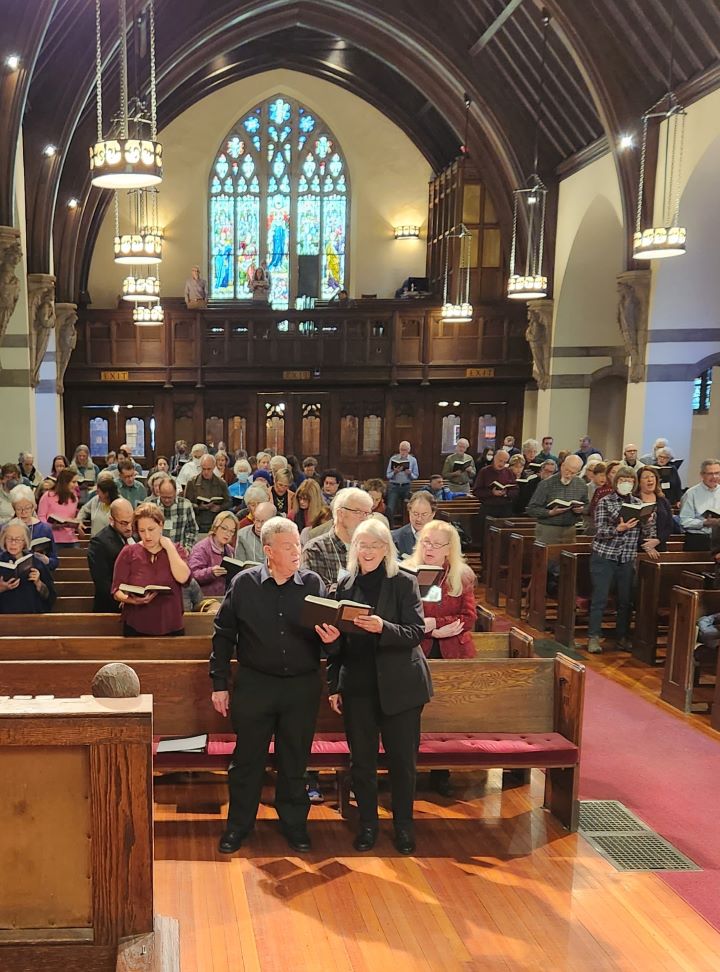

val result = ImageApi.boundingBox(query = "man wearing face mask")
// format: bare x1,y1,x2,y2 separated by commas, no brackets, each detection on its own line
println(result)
526,454,588,543
586,466,657,653
0,464,21,523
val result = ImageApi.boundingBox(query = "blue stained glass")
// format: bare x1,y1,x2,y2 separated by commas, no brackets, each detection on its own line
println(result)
269,98,291,124
299,113,315,133
237,195,260,298
215,154,229,179
303,155,316,178
267,143,274,162
297,197,320,255
227,136,244,158
210,195,234,298
266,193,290,309
241,155,255,178
268,176,278,193
250,175,259,193
284,143,291,162
315,135,331,159
323,176,333,192
272,153,285,178
238,176,247,193
322,195,346,298
211,176,221,194
224,177,233,192
336,174,347,193
328,153,343,178
298,175,308,194
298,135,307,151
231,161,238,175
244,114,260,133
252,135,261,151
310,175,320,192
280,175,290,193
269,126,279,141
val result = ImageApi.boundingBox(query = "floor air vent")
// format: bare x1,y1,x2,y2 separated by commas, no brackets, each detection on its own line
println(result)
578,800,700,872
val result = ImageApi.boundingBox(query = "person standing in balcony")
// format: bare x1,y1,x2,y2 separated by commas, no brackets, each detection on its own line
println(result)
185,265,208,309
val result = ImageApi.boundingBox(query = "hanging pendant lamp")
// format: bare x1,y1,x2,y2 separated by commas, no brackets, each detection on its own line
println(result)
441,224,473,323
114,188,163,264
89,0,163,189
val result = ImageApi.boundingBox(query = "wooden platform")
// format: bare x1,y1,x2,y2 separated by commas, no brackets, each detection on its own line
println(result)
153,771,720,972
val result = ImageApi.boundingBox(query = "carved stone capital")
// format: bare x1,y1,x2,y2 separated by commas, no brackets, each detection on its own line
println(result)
0,226,22,351
525,298,554,391
27,272,56,388
617,269,651,383
55,302,78,395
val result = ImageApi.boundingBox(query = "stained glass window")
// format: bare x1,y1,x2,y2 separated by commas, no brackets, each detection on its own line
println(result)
209,96,349,308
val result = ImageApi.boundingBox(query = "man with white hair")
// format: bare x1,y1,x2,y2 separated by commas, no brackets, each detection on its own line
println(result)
176,443,209,491
210,516,337,855
441,437,476,487
184,265,208,308
385,440,419,524
526,454,588,544
623,444,644,470
301,486,373,587
185,454,231,532
640,437,669,465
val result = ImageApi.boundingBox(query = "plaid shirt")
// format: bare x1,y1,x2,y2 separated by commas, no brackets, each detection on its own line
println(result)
592,492,655,563
153,496,198,550
301,527,348,587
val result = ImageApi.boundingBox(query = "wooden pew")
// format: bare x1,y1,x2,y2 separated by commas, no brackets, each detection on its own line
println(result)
0,612,214,637
527,540,593,632
506,532,536,618
54,580,95,597
485,523,536,606
632,553,713,664
0,654,585,830
483,516,534,568
54,566,91,581
55,596,94,612
471,628,533,657
0,635,211,661
661,586,720,713
555,543,691,649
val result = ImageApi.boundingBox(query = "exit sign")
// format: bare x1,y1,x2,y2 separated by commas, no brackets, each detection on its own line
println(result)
466,367,495,378
100,370,129,381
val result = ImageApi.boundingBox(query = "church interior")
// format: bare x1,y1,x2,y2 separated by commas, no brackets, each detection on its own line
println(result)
2,0,720,969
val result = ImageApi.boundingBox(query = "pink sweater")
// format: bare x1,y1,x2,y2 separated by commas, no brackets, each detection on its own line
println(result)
38,490,80,544
188,536,234,596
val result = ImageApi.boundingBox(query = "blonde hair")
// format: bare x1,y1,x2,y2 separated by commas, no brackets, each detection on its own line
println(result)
210,510,238,539
345,518,398,583
273,468,293,487
405,520,474,597
292,477,324,524
269,455,289,475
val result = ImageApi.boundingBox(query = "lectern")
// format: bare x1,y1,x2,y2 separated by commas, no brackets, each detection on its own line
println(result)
0,694,154,972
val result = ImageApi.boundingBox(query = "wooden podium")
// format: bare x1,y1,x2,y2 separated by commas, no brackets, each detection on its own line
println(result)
0,694,163,972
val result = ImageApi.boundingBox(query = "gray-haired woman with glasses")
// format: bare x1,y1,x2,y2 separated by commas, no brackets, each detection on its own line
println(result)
324,518,432,856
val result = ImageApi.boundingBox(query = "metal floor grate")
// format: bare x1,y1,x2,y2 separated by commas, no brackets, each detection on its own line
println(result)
578,800,700,872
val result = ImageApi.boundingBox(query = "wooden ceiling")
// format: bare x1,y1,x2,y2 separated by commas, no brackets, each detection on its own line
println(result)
2,0,719,301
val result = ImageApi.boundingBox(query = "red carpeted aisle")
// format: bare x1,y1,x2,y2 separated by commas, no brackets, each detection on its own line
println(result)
580,668,720,931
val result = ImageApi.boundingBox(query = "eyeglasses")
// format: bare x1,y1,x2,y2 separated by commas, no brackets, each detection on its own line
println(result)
357,542,385,552
421,539,449,550
342,507,371,517
411,511,434,521
14,506,33,514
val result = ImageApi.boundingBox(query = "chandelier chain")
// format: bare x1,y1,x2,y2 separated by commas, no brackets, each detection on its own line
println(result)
95,0,103,141
673,108,685,225
118,0,129,139
149,0,158,140
635,114,649,234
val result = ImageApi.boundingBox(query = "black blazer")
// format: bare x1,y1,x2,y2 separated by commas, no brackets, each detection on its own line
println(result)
326,569,433,716
391,523,418,558
87,526,127,613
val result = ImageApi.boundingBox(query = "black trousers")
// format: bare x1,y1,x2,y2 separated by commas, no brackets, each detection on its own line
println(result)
342,693,422,830
227,667,321,834
684,533,711,552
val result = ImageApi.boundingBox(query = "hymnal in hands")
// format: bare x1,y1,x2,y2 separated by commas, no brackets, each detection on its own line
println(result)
619,501,656,523
118,583,172,596
301,595,371,633
399,563,443,596
0,553,34,579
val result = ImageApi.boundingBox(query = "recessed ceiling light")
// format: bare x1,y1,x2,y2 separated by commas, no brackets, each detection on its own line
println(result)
5,54,20,71
43,144,57,157
67,197,79,210
619,134,634,150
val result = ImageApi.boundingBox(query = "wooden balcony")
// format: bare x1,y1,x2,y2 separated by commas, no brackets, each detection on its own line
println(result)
66,298,531,387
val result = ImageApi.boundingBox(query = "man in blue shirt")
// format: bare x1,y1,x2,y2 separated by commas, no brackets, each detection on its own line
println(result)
385,441,419,524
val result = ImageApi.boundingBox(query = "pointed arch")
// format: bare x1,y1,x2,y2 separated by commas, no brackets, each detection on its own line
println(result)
208,94,350,307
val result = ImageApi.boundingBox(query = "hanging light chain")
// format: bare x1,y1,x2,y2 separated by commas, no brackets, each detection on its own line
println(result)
118,0,129,139
95,0,103,141
149,0,158,141
672,106,685,225
634,114,649,235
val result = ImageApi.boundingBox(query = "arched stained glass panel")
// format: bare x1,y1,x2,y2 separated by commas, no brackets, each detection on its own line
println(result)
209,96,349,308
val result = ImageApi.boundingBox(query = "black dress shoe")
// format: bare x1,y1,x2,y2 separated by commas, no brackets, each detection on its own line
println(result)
218,828,248,854
394,828,416,855
283,828,312,852
353,826,379,852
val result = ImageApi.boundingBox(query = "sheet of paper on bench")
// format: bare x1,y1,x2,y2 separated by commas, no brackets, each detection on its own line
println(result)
301,595,371,633
156,733,208,754
118,583,172,596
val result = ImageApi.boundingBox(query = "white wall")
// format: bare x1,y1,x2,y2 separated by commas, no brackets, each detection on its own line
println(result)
88,70,431,307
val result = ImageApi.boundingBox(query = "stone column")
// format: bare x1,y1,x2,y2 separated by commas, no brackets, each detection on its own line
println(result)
55,302,78,395
27,272,56,388
0,226,22,349
617,270,651,384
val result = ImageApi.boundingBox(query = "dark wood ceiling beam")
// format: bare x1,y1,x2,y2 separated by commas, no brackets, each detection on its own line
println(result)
596,1,670,87
651,0,709,75
469,0,527,56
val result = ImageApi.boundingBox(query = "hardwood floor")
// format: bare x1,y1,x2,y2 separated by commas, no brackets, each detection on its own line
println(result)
153,770,720,971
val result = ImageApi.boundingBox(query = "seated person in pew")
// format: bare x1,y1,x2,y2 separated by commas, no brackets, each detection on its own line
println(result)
587,466,657,654
189,511,239,597
88,498,135,613
635,466,674,551
9,484,58,570
324,518,431,855
235,501,275,564
0,519,56,613
111,502,191,636
77,472,119,538
422,473,464,502
210,517,337,855
405,519,476,797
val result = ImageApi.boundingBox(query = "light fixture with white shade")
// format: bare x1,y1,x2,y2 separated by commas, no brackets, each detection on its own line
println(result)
114,188,163,264
632,2,686,261
132,302,165,325
441,224,473,323
89,0,163,189
394,225,420,240
122,274,160,302
507,12,551,301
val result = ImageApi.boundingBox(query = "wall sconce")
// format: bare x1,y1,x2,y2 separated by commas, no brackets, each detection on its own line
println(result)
394,225,420,240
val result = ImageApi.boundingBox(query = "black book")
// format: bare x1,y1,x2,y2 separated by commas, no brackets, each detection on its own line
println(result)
701,510,720,520
391,459,410,471
221,557,261,583
671,459,683,470
118,583,172,596
516,474,538,485
196,495,225,505
156,733,208,754
30,537,52,554
619,501,656,523
452,457,473,470
527,462,544,472
0,553,34,579
300,595,371,633
399,563,443,596
491,480,517,490
547,498,584,510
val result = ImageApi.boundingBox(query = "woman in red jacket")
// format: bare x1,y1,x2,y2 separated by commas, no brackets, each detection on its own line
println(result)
405,519,476,796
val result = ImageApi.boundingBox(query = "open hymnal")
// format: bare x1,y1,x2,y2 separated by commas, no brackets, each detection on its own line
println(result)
399,563,443,596
29,536,53,554
0,553,34,579
300,595,371,633
195,495,225,505
516,474,538,485
48,513,80,525
391,459,410,471
452,457,473,470
619,501,656,523
221,557,260,582
156,733,208,754
547,498,584,510
526,462,544,472
491,480,517,490
118,583,172,596
701,510,720,520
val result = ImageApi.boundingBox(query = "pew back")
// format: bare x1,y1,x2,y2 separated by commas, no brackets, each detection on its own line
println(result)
0,613,214,637
662,587,720,713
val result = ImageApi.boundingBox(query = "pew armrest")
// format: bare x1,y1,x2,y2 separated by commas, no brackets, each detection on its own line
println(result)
553,654,585,748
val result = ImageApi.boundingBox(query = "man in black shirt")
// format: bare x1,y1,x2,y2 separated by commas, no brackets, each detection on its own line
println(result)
87,499,135,612
210,517,338,854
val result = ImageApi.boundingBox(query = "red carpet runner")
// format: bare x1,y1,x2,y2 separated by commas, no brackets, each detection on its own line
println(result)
580,668,720,931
